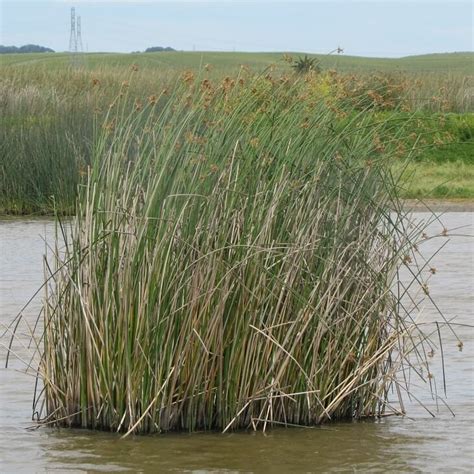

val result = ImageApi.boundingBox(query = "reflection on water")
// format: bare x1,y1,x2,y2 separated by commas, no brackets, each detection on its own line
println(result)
0,214,473,473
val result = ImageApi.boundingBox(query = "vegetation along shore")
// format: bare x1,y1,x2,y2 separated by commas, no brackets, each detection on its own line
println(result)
1,51,473,215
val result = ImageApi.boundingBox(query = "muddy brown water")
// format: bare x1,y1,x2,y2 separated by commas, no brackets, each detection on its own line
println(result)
1,213,473,473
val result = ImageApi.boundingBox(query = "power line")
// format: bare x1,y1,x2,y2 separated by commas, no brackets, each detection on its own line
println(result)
77,16,84,53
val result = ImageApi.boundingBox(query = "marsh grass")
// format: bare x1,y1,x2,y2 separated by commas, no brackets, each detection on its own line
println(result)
1,61,472,214
404,73,473,113
32,73,452,434
0,75,93,214
0,64,176,214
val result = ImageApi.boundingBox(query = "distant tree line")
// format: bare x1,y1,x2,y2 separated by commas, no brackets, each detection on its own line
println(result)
0,44,55,54
144,46,175,53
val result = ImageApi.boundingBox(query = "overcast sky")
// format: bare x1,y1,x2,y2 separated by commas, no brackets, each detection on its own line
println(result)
1,1,472,57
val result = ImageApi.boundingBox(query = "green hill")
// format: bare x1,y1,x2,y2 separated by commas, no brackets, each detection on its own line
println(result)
1,51,472,74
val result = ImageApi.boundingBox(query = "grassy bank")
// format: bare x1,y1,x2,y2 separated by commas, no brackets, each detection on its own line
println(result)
0,53,473,215
390,112,474,199
38,75,440,433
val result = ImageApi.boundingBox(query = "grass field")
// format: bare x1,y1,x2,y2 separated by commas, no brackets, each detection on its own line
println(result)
2,51,473,74
0,51,473,214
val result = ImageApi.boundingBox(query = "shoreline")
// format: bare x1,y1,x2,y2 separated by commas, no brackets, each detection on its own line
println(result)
1,199,473,220
402,199,474,212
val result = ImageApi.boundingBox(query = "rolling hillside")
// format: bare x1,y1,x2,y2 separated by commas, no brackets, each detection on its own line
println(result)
1,51,472,74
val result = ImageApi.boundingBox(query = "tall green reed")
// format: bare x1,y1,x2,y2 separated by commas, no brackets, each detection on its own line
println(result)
35,73,446,434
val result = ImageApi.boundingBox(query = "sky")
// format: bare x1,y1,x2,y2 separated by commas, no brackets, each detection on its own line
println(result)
1,1,472,57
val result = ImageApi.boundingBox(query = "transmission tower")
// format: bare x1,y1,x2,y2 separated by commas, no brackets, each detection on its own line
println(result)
77,16,84,52
69,7,77,53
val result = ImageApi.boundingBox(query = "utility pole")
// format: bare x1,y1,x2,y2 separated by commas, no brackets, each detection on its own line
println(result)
69,7,85,66
69,7,77,54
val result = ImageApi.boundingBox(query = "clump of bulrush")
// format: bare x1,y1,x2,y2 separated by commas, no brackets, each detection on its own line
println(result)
35,72,453,436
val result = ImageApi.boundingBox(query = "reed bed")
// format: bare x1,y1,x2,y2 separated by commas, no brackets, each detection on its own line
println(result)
36,72,438,434
403,72,473,113
1,61,472,213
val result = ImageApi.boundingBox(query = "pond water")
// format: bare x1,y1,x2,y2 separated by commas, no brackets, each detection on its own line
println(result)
0,213,473,473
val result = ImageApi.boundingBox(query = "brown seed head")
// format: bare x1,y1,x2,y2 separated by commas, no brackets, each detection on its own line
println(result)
201,79,212,91
182,71,195,84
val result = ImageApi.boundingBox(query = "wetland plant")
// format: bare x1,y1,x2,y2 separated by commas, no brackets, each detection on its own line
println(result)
38,74,434,434
1,62,471,215
291,55,321,74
